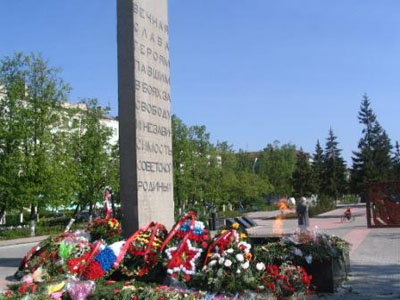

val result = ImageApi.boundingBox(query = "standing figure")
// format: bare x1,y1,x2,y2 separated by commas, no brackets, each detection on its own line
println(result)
296,197,309,229
104,187,113,218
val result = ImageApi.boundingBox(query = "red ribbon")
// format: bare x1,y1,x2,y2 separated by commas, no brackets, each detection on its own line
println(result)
19,241,42,271
161,211,196,252
78,240,103,278
113,222,152,268
204,229,236,265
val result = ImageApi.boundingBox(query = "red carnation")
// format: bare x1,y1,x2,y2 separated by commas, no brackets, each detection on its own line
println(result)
83,261,105,280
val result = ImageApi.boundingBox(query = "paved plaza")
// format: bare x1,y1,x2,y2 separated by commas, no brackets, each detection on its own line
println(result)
247,206,400,299
0,207,399,299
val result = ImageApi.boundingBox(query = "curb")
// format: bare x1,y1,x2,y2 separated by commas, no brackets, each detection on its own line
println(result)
0,235,48,248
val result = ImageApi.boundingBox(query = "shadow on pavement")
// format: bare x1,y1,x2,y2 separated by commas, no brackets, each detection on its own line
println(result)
368,232,400,240
349,264,400,297
0,258,20,268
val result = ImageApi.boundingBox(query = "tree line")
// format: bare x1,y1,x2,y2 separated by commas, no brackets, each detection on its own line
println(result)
173,94,400,213
0,53,118,221
1,53,399,221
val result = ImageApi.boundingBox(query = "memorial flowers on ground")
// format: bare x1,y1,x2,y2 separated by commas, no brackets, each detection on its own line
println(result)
1,211,352,300
86,217,122,244
260,263,312,300
120,222,168,279
162,211,210,281
189,224,257,295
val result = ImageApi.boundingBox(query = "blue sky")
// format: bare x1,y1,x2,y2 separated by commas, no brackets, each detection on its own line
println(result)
0,0,399,164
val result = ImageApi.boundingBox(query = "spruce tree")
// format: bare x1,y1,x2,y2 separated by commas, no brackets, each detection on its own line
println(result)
312,140,324,195
322,128,348,201
292,149,316,198
393,141,400,180
350,95,393,194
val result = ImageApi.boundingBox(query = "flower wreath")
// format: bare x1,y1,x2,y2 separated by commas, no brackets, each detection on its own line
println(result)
86,217,122,244
162,211,210,281
203,222,249,266
120,222,168,278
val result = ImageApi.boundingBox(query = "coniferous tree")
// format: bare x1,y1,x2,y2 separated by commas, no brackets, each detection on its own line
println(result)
322,128,347,201
312,140,324,195
393,141,400,180
350,95,393,195
292,149,316,198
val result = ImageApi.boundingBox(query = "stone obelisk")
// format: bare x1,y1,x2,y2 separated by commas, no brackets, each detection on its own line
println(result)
117,0,174,237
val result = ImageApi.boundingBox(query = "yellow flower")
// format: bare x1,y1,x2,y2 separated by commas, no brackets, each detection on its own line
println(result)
232,223,240,230
47,281,65,295
108,219,119,229
240,233,247,240
221,229,227,235
245,252,252,260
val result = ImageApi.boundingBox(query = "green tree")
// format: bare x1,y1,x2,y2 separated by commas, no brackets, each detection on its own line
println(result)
292,149,316,198
0,55,27,219
312,140,324,195
70,99,112,217
172,115,192,212
0,53,70,220
216,142,239,206
233,171,271,209
322,128,347,200
255,141,297,197
350,95,393,195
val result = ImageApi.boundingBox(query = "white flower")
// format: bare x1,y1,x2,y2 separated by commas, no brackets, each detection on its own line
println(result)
238,241,251,253
219,258,225,265
293,248,303,257
224,259,232,267
305,255,313,264
256,262,266,271
241,261,250,270
226,248,234,254
211,253,220,260
258,285,265,290
209,260,217,267
235,254,244,262
236,269,241,274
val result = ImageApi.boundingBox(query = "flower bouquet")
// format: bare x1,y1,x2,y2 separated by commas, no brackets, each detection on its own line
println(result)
192,224,255,294
114,283,206,300
75,240,125,281
17,231,91,278
162,211,210,282
119,222,168,279
255,229,351,267
260,262,312,300
86,217,122,244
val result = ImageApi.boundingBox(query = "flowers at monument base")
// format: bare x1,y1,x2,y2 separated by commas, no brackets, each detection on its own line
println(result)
67,279,96,300
191,232,256,295
112,283,206,300
260,262,312,300
82,240,125,281
17,231,91,278
86,217,122,244
120,222,168,279
162,211,210,281
1,210,351,300
165,239,203,279
254,228,351,267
